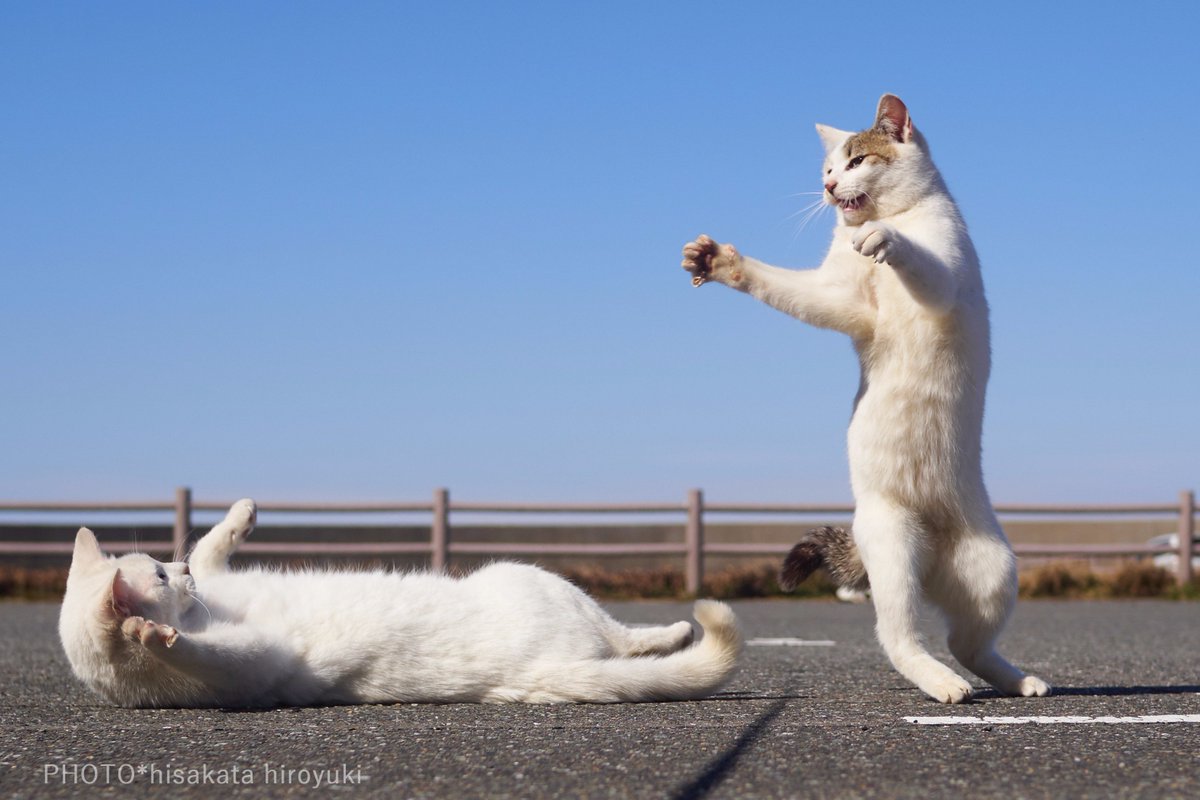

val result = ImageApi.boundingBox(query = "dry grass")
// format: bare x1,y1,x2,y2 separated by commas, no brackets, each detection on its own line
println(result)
1018,560,1194,599
1,560,1195,601
0,565,69,601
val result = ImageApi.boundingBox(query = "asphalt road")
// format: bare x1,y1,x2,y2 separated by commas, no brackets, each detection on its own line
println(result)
2,599,1198,799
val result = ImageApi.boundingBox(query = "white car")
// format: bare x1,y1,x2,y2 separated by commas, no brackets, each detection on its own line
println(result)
1148,532,1200,571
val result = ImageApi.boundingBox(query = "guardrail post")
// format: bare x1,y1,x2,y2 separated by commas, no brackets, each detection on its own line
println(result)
173,486,192,558
432,487,449,572
685,488,704,595
1178,490,1194,586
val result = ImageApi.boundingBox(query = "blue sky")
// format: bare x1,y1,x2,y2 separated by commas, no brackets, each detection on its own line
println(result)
2,1,1197,506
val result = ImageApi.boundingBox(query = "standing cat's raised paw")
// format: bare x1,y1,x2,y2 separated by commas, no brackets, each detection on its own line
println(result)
121,616,179,649
681,234,743,288
851,221,902,266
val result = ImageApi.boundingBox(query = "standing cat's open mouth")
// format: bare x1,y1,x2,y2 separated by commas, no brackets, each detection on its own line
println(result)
837,194,868,212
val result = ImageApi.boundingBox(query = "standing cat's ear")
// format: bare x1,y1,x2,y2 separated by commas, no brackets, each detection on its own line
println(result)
70,528,107,574
815,124,852,155
874,94,914,143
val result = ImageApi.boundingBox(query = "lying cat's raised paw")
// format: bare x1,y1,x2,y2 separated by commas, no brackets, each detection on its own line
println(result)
121,616,179,648
681,235,743,288
226,498,257,539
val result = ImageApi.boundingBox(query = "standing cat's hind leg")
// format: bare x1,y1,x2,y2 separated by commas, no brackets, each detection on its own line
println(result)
856,499,975,704
187,499,257,579
931,533,1051,698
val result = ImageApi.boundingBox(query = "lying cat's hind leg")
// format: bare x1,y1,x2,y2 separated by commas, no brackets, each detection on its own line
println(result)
613,621,695,657
187,499,257,579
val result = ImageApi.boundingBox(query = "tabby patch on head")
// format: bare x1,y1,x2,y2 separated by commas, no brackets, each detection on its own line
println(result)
843,129,898,165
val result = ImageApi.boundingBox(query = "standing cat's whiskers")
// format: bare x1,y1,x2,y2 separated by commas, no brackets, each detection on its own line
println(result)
787,199,831,241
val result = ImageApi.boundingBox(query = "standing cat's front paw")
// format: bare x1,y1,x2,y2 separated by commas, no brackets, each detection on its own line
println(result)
681,234,744,288
851,222,899,265
121,616,180,649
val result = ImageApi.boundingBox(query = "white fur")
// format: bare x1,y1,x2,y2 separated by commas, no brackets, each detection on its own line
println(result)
682,94,1048,704
59,500,742,708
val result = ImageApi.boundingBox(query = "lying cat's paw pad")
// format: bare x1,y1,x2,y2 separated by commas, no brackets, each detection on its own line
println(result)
122,616,179,648
226,499,257,541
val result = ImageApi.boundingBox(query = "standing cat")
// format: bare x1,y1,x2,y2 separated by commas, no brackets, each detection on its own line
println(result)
59,499,741,708
680,94,1048,704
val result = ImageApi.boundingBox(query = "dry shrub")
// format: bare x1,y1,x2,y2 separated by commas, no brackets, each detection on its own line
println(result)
562,562,837,600
703,563,837,599
1019,563,1101,598
1018,560,1186,599
0,566,68,600
1109,562,1173,597
560,566,684,600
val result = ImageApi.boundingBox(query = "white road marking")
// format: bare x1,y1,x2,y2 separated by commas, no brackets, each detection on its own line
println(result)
747,637,836,647
905,714,1200,726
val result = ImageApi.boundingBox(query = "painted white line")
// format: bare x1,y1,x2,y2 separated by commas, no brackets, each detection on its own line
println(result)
747,637,836,647
905,714,1200,726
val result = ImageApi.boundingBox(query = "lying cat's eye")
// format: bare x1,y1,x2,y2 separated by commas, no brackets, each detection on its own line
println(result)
847,155,866,169
156,568,167,582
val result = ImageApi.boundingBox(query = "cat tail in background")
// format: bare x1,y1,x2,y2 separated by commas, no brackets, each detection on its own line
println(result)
779,526,870,593
527,600,742,703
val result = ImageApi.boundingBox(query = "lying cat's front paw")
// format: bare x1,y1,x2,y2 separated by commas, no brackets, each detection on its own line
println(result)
121,616,180,649
681,234,744,288
225,498,257,545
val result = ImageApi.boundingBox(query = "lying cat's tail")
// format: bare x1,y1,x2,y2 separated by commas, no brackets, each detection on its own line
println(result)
779,526,870,593
525,600,742,703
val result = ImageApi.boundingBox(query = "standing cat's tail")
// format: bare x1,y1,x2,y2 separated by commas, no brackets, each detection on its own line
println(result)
523,600,742,704
779,526,870,593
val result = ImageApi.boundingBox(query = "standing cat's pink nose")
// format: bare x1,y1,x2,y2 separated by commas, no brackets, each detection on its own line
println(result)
181,564,190,575
824,181,837,194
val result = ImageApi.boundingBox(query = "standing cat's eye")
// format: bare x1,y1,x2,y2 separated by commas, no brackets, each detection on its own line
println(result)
847,155,866,170
157,567,167,582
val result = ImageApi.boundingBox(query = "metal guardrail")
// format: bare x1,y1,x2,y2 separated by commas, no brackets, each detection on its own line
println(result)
0,488,1194,594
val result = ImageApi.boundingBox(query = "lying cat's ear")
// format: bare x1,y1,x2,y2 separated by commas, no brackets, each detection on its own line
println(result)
815,124,852,155
70,528,106,573
874,94,913,143
107,570,139,620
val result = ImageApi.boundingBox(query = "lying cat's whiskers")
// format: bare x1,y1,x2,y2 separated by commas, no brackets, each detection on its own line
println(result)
190,592,213,626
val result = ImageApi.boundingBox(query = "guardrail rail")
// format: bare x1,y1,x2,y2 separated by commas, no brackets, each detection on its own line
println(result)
1,488,1194,594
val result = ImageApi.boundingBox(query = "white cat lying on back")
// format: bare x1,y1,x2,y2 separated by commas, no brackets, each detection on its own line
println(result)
59,500,741,708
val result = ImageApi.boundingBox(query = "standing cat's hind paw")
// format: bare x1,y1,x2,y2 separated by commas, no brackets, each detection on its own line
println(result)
922,674,974,704
1016,675,1051,697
